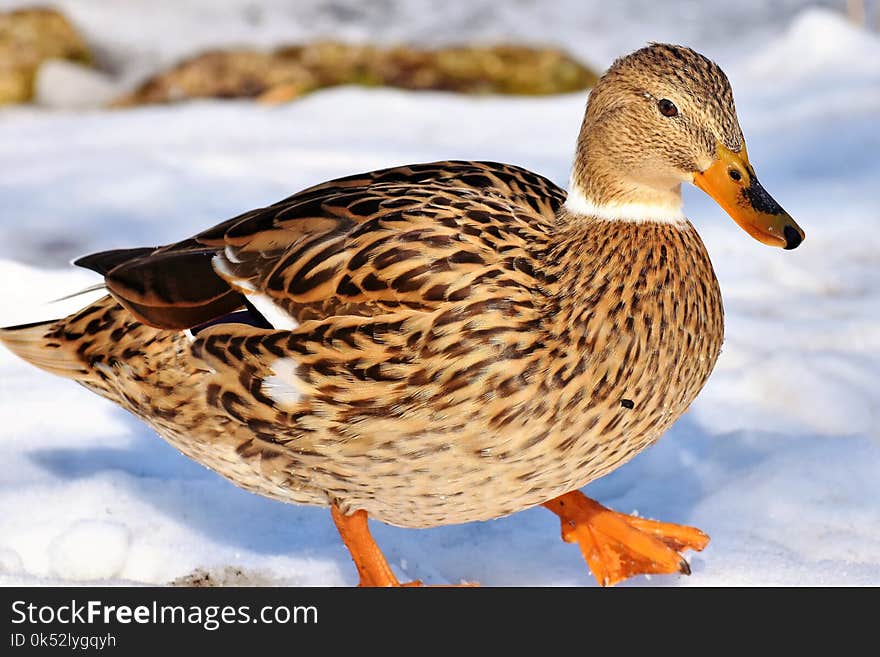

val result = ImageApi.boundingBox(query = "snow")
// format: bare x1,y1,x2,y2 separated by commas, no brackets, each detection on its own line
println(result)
48,520,131,581
33,60,120,109
1,4,879,586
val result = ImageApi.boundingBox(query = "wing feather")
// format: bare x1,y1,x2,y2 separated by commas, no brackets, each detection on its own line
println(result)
74,161,564,330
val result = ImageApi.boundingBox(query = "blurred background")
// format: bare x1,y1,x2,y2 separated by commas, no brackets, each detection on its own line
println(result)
2,1,878,110
0,1,878,586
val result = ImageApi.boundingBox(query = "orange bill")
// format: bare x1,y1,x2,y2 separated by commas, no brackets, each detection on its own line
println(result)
693,142,805,249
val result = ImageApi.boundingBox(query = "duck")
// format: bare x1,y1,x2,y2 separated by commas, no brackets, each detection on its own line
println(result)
0,43,804,587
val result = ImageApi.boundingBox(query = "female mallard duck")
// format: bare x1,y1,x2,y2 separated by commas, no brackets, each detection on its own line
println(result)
0,44,803,586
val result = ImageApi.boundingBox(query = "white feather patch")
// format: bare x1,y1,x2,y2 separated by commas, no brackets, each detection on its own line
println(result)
262,357,302,408
564,183,687,224
211,253,297,329
224,245,245,263
246,293,299,331
211,254,257,292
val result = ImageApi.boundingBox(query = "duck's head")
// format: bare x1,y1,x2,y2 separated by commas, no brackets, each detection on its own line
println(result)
568,43,804,249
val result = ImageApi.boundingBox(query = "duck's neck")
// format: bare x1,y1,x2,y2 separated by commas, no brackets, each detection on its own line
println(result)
565,116,685,223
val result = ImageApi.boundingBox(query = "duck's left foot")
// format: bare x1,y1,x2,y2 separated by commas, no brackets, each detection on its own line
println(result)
330,504,478,587
543,491,709,586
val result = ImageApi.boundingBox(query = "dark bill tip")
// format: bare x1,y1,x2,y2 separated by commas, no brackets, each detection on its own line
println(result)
783,225,803,250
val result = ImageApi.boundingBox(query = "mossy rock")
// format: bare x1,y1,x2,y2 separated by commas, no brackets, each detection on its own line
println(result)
0,7,91,104
114,42,598,106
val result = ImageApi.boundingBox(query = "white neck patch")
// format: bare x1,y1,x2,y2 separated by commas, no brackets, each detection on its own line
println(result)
564,183,687,224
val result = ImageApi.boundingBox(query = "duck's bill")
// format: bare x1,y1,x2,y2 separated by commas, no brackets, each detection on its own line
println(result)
693,143,805,250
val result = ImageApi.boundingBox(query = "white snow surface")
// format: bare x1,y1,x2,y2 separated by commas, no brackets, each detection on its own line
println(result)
0,5,879,586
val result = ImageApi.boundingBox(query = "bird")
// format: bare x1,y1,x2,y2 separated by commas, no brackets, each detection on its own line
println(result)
0,43,804,587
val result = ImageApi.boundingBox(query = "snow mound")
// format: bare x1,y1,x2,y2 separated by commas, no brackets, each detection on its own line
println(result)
48,520,131,581
745,8,880,84
34,60,121,109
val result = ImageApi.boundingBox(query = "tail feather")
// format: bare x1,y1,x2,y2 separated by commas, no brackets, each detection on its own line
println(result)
0,319,91,379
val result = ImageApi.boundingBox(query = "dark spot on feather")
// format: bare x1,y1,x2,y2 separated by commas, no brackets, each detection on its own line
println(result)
460,174,492,187
373,248,419,270
620,398,635,409
485,225,503,239
374,171,410,183
441,375,470,395
288,262,339,296
84,319,104,335
392,264,430,293
448,250,484,265
513,257,534,277
348,197,382,217
68,304,103,325
434,309,459,327
263,333,287,357
398,229,430,243
266,236,336,291
244,336,263,354
525,195,543,213
467,210,492,224
424,284,447,301
406,331,422,348
227,336,245,360
311,359,336,377
336,274,360,297
332,325,359,348
424,234,457,248
448,285,471,301
382,197,418,209
361,272,388,291
203,336,227,361
205,383,221,407
406,369,431,386
220,390,247,422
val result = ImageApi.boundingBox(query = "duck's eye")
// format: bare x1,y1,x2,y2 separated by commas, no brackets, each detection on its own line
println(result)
658,99,678,117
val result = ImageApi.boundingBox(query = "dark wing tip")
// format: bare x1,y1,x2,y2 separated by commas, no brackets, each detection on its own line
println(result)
74,247,159,276
104,249,245,330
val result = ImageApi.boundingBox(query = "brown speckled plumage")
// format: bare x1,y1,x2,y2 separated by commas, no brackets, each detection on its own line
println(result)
0,159,722,527
7,45,796,582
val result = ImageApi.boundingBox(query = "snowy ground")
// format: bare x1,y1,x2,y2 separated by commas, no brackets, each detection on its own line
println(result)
0,5,879,586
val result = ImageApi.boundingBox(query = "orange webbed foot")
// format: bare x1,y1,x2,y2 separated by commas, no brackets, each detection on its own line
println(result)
543,491,709,586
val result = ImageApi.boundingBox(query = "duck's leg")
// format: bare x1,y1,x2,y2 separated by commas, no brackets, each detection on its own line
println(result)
543,491,709,586
330,504,418,587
